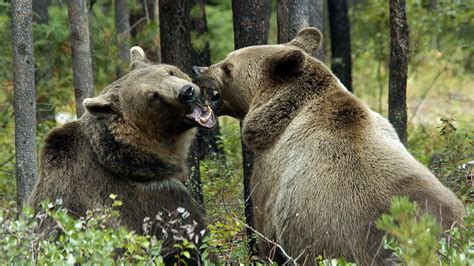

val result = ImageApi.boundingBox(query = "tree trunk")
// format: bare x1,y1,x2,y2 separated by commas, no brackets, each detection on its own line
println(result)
232,0,269,255
328,0,353,92
12,0,38,209
67,0,94,118
191,0,224,159
159,0,193,73
159,0,203,208
115,0,131,76
388,0,408,144
277,0,324,60
232,1,269,47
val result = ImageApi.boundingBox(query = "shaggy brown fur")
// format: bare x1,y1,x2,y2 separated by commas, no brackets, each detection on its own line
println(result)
28,47,206,263
196,28,465,264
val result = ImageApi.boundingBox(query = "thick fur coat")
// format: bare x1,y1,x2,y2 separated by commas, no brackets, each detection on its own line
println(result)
28,47,206,262
196,28,465,264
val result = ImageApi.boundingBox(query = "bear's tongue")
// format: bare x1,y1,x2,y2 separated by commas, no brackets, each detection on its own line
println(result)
186,103,216,129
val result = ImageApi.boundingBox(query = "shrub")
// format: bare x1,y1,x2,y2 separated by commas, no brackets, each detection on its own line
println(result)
0,196,215,265
376,197,473,265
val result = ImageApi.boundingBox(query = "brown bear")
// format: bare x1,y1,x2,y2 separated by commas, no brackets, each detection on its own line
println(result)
28,46,216,262
194,28,465,264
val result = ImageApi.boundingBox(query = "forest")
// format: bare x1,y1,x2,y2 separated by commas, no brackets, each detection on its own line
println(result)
0,0,473,265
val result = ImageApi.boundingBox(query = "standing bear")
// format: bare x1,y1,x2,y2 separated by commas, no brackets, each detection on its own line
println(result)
28,46,216,262
194,28,465,264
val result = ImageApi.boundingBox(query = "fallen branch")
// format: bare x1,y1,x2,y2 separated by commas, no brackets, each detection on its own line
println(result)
241,222,298,265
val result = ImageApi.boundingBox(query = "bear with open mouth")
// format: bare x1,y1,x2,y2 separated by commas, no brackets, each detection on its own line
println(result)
28,46,215,263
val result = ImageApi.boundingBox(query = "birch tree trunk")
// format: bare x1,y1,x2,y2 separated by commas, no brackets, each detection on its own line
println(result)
67,0,94,118
232,0,269,255
277,0,324,60
12,0,38,209
388,0,409,144
328,0,353,92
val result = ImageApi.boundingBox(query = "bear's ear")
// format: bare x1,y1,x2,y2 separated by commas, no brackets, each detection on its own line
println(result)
130,46,149,70
83,94,115,117
266,48,306,80
288,27,322,55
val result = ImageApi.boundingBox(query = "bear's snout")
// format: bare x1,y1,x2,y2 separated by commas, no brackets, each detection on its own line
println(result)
178,85,197,104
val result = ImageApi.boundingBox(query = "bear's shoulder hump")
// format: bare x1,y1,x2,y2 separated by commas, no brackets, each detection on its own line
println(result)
43,121,82,158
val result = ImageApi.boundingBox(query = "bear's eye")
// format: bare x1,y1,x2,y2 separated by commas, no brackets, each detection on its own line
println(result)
222,65,232,76
169,71,175,76
148,91,160,101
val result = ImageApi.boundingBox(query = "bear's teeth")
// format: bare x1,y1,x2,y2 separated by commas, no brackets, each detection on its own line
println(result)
199,108,213,123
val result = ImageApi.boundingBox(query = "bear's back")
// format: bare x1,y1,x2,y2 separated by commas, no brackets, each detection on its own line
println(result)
41,121,82,165
29,120,97,214
252,89,464,263
252,98,392,261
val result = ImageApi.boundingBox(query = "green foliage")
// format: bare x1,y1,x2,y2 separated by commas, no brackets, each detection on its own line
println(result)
407,1,474,71
205,0,235,62
0,97,15,208
351,0,474,116
0,194,252,265
0,194,227,265
437,118,474,203
199,118,257,264
376,197,473,265
0,2,12,82
0,198,164,264
377,197,441,264
408,118,473,203
0,3,15,208
316,256,356,266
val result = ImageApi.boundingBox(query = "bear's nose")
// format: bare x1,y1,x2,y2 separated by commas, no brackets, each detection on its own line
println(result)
178,85,197,104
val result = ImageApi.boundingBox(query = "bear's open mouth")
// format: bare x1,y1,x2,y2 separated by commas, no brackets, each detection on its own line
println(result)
186,103,216,129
